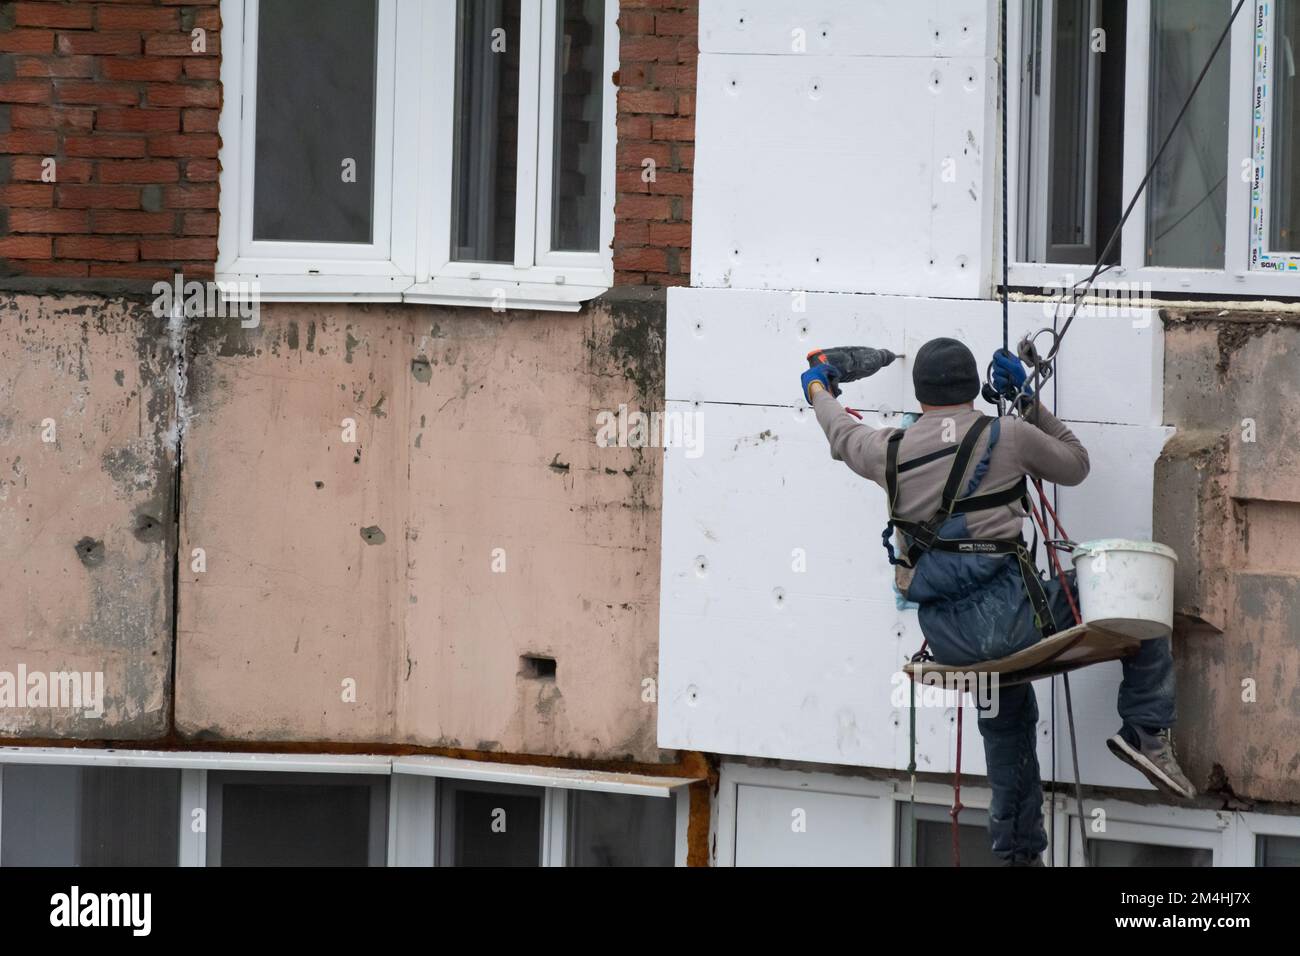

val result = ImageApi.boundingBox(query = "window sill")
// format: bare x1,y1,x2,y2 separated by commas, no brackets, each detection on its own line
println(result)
214,273,612,312
1009,261,1300,299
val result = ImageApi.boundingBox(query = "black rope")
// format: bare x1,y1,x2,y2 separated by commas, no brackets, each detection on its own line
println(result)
1001,0,1010,355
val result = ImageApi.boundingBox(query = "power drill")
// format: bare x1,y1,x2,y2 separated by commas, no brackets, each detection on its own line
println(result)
806,346,902,398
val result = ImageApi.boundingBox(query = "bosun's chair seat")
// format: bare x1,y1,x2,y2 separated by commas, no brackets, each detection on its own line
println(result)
901,623,1144,688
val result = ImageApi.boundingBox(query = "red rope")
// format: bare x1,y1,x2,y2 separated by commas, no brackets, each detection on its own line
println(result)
1027,479,1083,627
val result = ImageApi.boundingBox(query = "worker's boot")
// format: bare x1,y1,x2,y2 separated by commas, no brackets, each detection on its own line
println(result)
1107,724,1197,799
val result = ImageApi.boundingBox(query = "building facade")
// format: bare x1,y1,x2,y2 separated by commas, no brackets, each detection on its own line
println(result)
0,0,1297,867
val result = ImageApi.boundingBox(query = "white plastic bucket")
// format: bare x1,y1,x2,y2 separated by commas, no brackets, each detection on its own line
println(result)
1070,539,1177,639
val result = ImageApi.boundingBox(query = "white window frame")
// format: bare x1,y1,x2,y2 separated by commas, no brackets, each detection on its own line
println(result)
1059,796,1233,866
217,0,618,310
1250,0,1300,272
0,747,692,868
1009,0,1300,296
1233,809,1300,865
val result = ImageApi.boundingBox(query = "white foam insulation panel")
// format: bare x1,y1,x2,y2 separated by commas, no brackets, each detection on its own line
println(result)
658,287,1173,791
692,0,998,299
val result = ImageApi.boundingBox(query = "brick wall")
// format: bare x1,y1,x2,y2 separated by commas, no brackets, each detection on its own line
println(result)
613,0,695,287
0,0,220,282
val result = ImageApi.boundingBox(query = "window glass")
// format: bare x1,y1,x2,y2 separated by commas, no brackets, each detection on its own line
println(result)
209,773,386,866
1048,0,1091,250
1272,1,1300,251
897,803,1002,867
1256,833,1300,866
1146,0,1230,268
1,764,180,866
252,0,379,244
453,0,523,262
440,780,543,866
1089,838,1213,866
567,790,675,866
551,0,606,252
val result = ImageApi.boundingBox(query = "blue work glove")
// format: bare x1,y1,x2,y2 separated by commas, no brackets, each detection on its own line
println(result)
991,348,1032,397
801,363,841,404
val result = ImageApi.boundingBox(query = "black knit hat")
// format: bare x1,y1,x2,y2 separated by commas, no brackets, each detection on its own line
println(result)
912,337,980,406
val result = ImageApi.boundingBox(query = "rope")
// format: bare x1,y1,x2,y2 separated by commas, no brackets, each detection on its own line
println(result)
951,702,965,867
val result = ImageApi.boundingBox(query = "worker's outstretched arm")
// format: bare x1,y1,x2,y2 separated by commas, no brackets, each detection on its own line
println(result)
1011,400,1091,486
808,381,893,485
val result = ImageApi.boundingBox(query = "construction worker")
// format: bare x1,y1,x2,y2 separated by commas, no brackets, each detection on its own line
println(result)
801,337,1195,865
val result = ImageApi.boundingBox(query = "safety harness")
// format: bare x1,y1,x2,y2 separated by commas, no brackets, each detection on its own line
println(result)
881,414,1062,640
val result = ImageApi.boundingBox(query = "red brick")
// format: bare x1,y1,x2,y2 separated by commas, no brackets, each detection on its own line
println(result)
182,58,219,79
97,108,181,133
615,195,674,220
140,238,215,260
655,12,699,36
0,236,53,259
13,3,95,30
145,33,219,56
660,272,690,287
56,81,140,105
648,221,692,245
57,31,142,55
618,141,672,169
11,156,93,182
163,184,217,208
194,8,221,30
0,184,54,206
65,135,148,158
102,58,184,82
20,260,89,277
614,271,648,286
182,211,218,235
678,92,695,115
616,170,650,194
647,170,692,196
621,36,679,61
145,83,219,108
619,11,657,33
99,160,180,183
91,210,176,233
9,209,88,233
616,220,649,246
148,133,218,157
184,159,218,181
98,7,181,31
0,80,53,104
673,144,694,169
651,116,695,141
0,131,58,154
15,55,95,78
181,108,218,133
57,185,141,209
89,263,174,279
0,30,56,54
618,115,653,139
614,63,649,87
11,106,95,131
55,236,138,261
619,89,676,113
615,247,669,272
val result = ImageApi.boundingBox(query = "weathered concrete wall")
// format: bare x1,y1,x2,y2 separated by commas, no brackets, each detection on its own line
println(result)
0,292,175,738
176,292,668,761
1157,310,1300,805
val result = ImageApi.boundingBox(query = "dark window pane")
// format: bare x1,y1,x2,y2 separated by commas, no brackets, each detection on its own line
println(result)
453,0,522,262
1271,1,1300,250
215,778,382,866
551,0,605,251
252,0,378,243
1,764,180,867
1146,0,1230,268
1048,0,1091,249
896,802,1001,867
1089,839,1213,867
1257,834,1300,866
444,783,542,866
567,791,674,866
